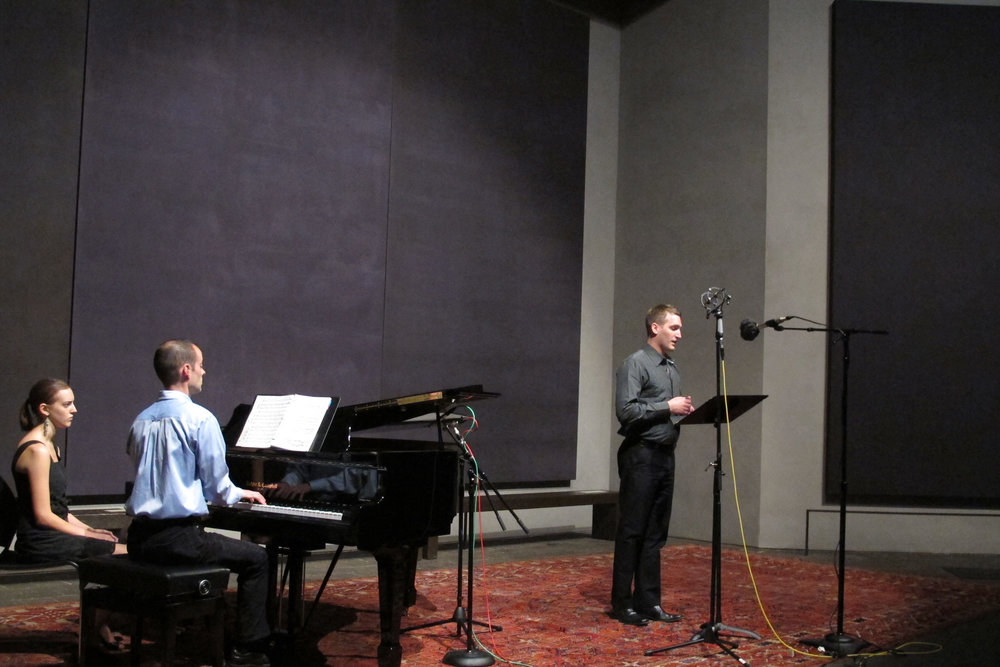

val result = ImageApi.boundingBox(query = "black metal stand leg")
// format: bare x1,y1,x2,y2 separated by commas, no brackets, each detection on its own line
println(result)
303,543,345,629
402,455,500,645
645,449,760,663
441,466,496,666
731,318,885,657
801,331,869,657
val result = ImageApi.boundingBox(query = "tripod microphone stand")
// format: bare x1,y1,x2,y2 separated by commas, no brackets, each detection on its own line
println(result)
403,414,527,667
646,289,764,663
792,322,887,657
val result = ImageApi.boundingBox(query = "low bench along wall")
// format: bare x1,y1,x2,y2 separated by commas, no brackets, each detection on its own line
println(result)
423,489,619,558
2,493,619,579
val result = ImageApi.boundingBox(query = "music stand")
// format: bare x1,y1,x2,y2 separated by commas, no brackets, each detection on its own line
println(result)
646,299,766,663
682,394,767,426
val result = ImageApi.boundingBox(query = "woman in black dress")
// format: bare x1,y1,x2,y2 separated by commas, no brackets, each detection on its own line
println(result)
12,378,127,650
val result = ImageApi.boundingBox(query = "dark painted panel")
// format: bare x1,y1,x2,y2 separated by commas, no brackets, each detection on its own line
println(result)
385,0,588,482
63,0,588,495
69,1,395,495
0,0,86,486
829,0,1000,508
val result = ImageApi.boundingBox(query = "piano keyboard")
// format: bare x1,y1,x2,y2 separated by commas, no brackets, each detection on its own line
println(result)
242,502,345,522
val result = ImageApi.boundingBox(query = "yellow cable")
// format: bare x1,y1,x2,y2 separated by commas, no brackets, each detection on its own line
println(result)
719,358,832,660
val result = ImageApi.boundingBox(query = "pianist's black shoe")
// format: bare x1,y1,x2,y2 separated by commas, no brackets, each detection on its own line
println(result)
611,607,649,626
226,645,270,667
638,605,682,623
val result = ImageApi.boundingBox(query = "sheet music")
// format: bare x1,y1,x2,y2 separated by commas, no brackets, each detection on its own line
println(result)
235,394,332,452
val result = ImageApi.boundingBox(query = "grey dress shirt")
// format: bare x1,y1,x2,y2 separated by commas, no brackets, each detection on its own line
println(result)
614,344,682,447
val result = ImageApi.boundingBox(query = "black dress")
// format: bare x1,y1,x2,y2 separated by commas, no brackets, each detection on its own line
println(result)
10,440,114,562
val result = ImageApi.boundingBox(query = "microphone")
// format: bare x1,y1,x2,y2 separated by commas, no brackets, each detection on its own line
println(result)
740,316,794,341
700,287,732,316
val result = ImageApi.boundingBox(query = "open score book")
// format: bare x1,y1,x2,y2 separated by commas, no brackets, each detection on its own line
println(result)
234,394,338,453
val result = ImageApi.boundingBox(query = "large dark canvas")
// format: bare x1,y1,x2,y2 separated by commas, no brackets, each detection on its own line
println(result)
63,0,587,495
828,0,1000,507
382,1,587,482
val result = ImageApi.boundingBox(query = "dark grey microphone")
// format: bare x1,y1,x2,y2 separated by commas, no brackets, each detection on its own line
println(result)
739,319,760,341
763,316,793,328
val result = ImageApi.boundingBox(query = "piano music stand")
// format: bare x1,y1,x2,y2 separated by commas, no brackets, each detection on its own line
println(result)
645,299,765,663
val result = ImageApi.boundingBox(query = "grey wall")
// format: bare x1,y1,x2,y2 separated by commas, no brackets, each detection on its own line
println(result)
615,0,770,544
612,0,1000,552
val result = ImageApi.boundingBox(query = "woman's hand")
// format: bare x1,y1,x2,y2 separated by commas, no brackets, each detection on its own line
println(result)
84,526,119,543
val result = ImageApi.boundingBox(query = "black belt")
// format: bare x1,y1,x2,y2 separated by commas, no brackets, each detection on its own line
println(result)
623,436,675,451
130,515,204,530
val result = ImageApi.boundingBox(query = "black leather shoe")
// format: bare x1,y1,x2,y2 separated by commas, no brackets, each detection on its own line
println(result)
639,605,682,623
611,607,650,626
226,646,270,667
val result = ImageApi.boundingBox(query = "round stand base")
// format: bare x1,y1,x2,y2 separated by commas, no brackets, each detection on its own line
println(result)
802,632,868,657
443,648,495,666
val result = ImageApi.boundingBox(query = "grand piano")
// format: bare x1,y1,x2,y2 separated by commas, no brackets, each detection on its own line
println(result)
206,385,497,667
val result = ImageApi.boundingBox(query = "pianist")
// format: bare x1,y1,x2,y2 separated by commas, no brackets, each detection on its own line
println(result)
125,340,272,667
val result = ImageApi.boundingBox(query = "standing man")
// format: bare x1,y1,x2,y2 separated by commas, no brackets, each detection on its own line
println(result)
611,304,693,626
126,340,272,666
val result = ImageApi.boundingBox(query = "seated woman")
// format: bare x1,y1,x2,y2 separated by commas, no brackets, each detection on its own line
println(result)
11,378,127,652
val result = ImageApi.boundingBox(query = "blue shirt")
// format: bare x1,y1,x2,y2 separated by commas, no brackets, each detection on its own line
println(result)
615,344,682,447
125,390,244,519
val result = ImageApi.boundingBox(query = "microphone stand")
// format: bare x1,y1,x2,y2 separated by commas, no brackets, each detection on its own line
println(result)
403,417,527,667
647,291,760,663
771,322,887,657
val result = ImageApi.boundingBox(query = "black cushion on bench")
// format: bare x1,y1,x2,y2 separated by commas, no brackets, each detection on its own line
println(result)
78,555,230,597
78,555,231,667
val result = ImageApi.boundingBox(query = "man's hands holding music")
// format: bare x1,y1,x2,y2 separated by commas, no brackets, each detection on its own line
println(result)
668,395,694,416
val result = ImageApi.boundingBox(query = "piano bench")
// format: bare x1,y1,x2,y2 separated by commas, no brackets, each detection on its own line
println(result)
77,555,230,667
424,489,619,558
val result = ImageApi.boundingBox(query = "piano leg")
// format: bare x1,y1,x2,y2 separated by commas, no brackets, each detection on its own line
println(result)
373,545,418,667
264,538,323,641
287,545,307,632
265,543,280,633
405,544,420,608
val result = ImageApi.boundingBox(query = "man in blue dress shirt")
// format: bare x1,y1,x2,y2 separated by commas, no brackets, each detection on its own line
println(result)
610,305,693,626
126,339,271,666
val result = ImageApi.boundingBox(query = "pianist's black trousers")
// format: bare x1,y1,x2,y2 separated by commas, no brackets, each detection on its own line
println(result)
611,439,675,613
127,518,270,647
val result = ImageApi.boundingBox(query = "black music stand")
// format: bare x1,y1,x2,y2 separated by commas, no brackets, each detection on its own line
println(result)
682,394,767,428
645,395,764,662
646,299,766,663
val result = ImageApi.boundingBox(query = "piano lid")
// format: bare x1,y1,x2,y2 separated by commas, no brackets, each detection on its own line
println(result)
222,385,498,454
334,384,499,433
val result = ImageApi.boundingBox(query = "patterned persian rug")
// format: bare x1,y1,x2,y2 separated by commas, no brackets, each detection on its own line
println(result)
2,543,999,666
